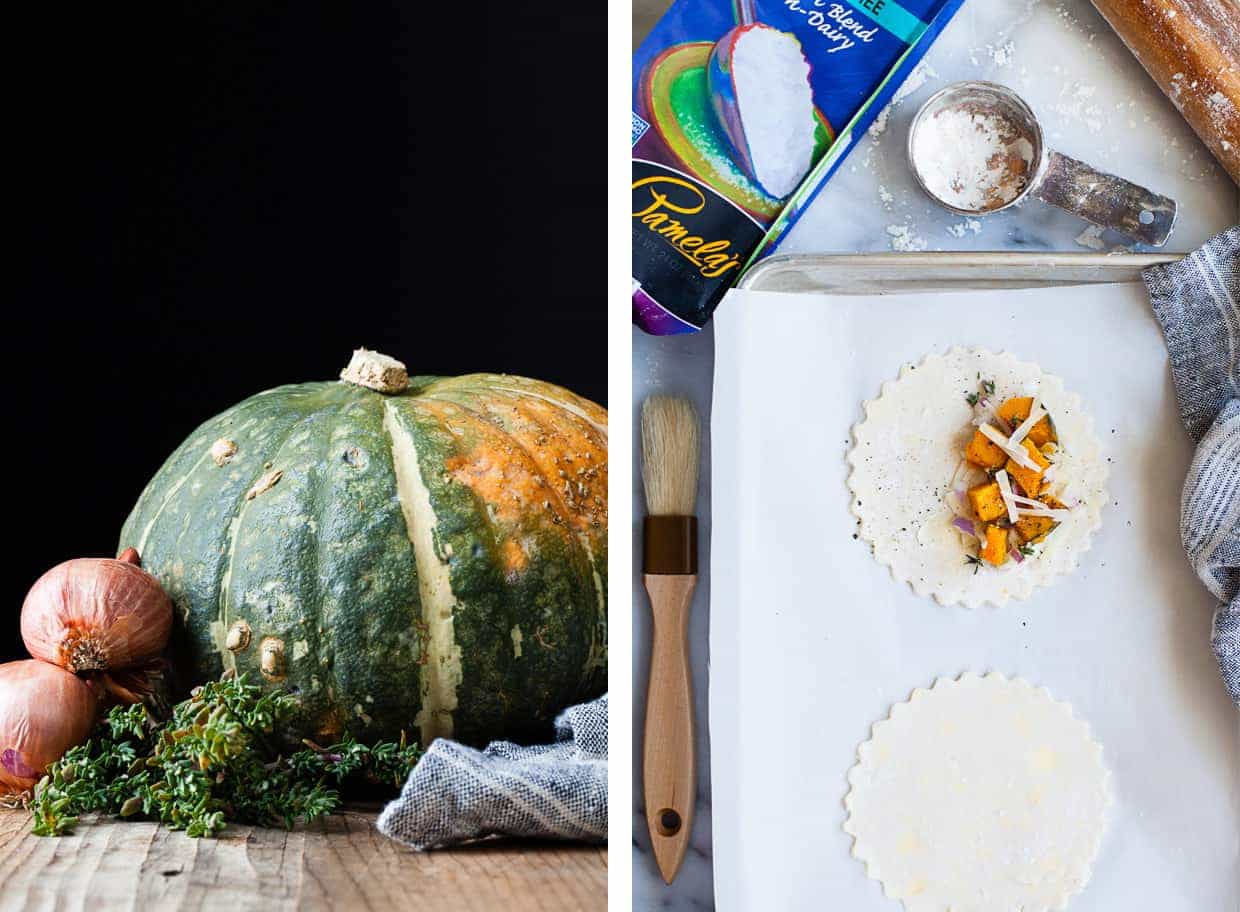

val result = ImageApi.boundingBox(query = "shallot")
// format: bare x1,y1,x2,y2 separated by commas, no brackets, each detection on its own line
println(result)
21,553,172,673
0,660,98,795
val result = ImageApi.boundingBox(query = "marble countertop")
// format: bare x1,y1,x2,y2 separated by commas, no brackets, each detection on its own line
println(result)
631,0,1237,908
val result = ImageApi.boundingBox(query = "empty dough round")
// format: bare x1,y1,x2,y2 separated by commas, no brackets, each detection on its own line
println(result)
844,672,1111,912
847,348,1107,608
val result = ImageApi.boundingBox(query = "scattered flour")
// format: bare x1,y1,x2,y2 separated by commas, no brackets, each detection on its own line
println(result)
1052,81,1105,134
869,63,939,141
1074,224,1107,250
1204,90,1238,135
912,108,1034,211
869,107,892,141
887,224,928,252
947,218,983,238
988,41,1015,67
1074,223,1136,253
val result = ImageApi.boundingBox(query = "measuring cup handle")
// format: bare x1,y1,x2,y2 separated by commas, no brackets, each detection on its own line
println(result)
1035,150,1177,247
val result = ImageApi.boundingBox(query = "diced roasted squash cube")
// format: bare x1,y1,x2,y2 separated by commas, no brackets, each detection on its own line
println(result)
1005,438,1050,497
967,481,1007,522
980,524,1008,565
1014,514,1056,545
997,396,1056,445
1014,494,1065,545
997,396,1032,425
965,429,1007,469
1027,418,1056,447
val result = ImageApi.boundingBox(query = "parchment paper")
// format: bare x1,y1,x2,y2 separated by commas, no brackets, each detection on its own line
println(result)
709,282,1239,911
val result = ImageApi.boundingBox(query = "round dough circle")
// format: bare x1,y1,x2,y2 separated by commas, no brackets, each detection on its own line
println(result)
844,673,1111,912
847,348,1107,607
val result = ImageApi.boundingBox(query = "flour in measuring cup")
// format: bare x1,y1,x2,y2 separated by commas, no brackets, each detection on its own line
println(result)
912,108,1034,211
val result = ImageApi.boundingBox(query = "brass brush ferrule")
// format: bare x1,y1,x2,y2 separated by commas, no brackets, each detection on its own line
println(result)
643,515,698,575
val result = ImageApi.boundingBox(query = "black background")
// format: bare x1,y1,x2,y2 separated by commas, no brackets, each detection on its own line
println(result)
7,4,605,661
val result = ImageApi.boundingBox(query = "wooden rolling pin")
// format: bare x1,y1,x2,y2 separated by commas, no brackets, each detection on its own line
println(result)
1089,0,1240,184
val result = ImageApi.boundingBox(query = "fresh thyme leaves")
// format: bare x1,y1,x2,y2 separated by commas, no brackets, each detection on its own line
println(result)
290,731,419,790
965,378,996,406
1019,544,1036,557
964,555,984,574
29,675,421,838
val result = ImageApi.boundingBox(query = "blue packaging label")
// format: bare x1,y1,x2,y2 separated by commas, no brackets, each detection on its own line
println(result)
632,0,963,334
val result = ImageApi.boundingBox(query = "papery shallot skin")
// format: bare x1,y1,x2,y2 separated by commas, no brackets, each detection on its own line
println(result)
21,557,173,673
0,660,98,794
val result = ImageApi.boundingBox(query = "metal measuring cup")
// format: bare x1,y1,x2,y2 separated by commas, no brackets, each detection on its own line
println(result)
908,81,1177,247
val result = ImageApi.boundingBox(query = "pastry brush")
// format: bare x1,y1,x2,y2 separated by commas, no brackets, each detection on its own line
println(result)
640,394,700,884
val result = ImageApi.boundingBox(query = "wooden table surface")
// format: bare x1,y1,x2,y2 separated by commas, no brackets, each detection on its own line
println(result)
0,807,607,911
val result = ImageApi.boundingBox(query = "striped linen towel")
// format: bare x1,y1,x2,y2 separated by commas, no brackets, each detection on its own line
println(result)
1144,226,1239,704
376,695,607,849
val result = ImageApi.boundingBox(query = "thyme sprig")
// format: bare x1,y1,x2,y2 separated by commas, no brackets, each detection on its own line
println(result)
965,378,996,407
29,675,421,838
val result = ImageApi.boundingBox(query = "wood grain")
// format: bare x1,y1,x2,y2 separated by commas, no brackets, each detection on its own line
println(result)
642,572,697,885
0,807,606,912
1090,0,1240,182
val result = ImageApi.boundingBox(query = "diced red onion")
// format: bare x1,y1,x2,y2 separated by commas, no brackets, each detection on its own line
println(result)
951,517,979,538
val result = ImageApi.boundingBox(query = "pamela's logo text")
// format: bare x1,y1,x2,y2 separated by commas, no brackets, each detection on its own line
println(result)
631,177,742,279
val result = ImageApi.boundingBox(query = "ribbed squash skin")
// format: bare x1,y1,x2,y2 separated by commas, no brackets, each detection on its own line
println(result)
119,374,607,748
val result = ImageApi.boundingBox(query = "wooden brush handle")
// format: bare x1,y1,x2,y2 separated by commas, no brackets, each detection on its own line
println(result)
643,573,698,884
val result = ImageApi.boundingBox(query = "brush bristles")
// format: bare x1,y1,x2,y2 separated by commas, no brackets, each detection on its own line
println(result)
642,395,700,517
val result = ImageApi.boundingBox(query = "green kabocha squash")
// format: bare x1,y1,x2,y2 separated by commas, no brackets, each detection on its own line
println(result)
120,351,607,748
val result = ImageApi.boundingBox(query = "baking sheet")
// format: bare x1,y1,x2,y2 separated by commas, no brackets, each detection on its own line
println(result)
709,280,1239,911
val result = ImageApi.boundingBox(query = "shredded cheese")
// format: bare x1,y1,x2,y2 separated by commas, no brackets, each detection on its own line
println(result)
1008,491,1072,519
995,470,1021,524
1007,401,1047,448
1008,492,1048,507
980,423,1040,470
995,470,1071,521
1017,506,1071,519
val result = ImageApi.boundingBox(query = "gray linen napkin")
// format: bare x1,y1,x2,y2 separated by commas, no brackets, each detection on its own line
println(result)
376,695,607,849
1143,226,1239,704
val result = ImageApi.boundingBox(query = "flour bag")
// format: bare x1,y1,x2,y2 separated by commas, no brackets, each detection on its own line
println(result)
632,0,964,334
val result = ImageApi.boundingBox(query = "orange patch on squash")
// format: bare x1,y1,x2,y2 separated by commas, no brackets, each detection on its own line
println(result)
442,443,542,527
426,393,607,534
418,400,572,533
501,538,528,575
